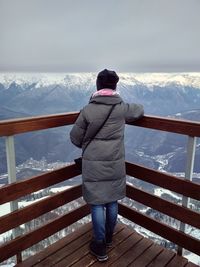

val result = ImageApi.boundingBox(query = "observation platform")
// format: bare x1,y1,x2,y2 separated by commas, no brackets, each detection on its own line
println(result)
0,112,200,266
17,222,197,267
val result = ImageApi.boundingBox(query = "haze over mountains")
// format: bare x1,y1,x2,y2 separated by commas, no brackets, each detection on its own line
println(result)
0,72,199,176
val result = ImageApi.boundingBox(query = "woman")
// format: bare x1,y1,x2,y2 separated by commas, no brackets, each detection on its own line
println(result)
70,69,144,261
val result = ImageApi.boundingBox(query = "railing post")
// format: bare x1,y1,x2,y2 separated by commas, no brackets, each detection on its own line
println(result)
177,135,197,256
5,136,19,216
5,136,22,263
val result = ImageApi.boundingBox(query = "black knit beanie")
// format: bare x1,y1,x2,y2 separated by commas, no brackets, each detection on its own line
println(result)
96,69,119,90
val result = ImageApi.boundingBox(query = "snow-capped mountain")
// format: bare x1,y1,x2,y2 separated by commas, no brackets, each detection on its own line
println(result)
1,72,200,89
120,72,200,89
0,72,199,175
0,72,96,90
0,72,200,117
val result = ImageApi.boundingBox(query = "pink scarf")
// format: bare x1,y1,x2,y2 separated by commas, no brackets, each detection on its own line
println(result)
92,89,119,98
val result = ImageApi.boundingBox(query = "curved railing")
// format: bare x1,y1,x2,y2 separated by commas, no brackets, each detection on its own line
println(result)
0,112,200,264
0,112,199,137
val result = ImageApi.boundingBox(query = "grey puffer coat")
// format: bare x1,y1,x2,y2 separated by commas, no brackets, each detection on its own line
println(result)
70,93,144,205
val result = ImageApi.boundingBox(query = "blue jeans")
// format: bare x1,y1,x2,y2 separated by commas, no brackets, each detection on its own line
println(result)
91,201,118,241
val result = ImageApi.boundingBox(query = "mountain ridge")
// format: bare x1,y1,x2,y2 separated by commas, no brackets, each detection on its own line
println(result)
1,72,200,89
0,73,199,174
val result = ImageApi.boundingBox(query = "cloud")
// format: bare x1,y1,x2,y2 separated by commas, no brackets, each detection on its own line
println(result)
0,0,200,72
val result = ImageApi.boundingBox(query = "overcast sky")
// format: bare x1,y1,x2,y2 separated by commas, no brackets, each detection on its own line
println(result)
0,0,200,73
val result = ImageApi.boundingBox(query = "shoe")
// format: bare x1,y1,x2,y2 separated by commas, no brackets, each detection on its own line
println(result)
89,240,108,262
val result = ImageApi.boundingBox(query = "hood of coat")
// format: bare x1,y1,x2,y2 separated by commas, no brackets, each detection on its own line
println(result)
89,88,123,105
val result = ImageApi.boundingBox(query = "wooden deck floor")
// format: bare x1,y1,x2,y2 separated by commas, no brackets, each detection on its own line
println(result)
17,223,198,267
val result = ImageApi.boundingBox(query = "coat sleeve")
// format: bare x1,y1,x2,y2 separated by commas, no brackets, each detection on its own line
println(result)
70,109,88,148
124,103,144,123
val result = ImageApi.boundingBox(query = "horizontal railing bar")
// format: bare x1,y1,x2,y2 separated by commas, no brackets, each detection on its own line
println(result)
0,164,80,205
126,162,200,201
128,115,200,137
0,112,79,137
126,184,200,229
0,204,90,263
0,113,199,137
118,203,200,256
0,185,82,234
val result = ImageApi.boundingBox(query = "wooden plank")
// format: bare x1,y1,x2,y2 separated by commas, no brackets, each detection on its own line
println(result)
17,222,197,267
54,223,126,267
128,243,164,266
71,253,95,267
126,184,200,229
38,230,93,266
107,233,147,267
55,238,92,266
126,162,200,201
118,203,200,256
148,249,176,267
128,115,200,137
0,204,90,263
71,224,131,267
91,228,144,267
166,254,188,267
40,222,127,267
0,185,82,234
0,163,81,205
18,223,92,267
0,112,79,137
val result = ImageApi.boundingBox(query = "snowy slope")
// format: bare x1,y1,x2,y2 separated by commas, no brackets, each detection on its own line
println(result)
1,72,200,89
